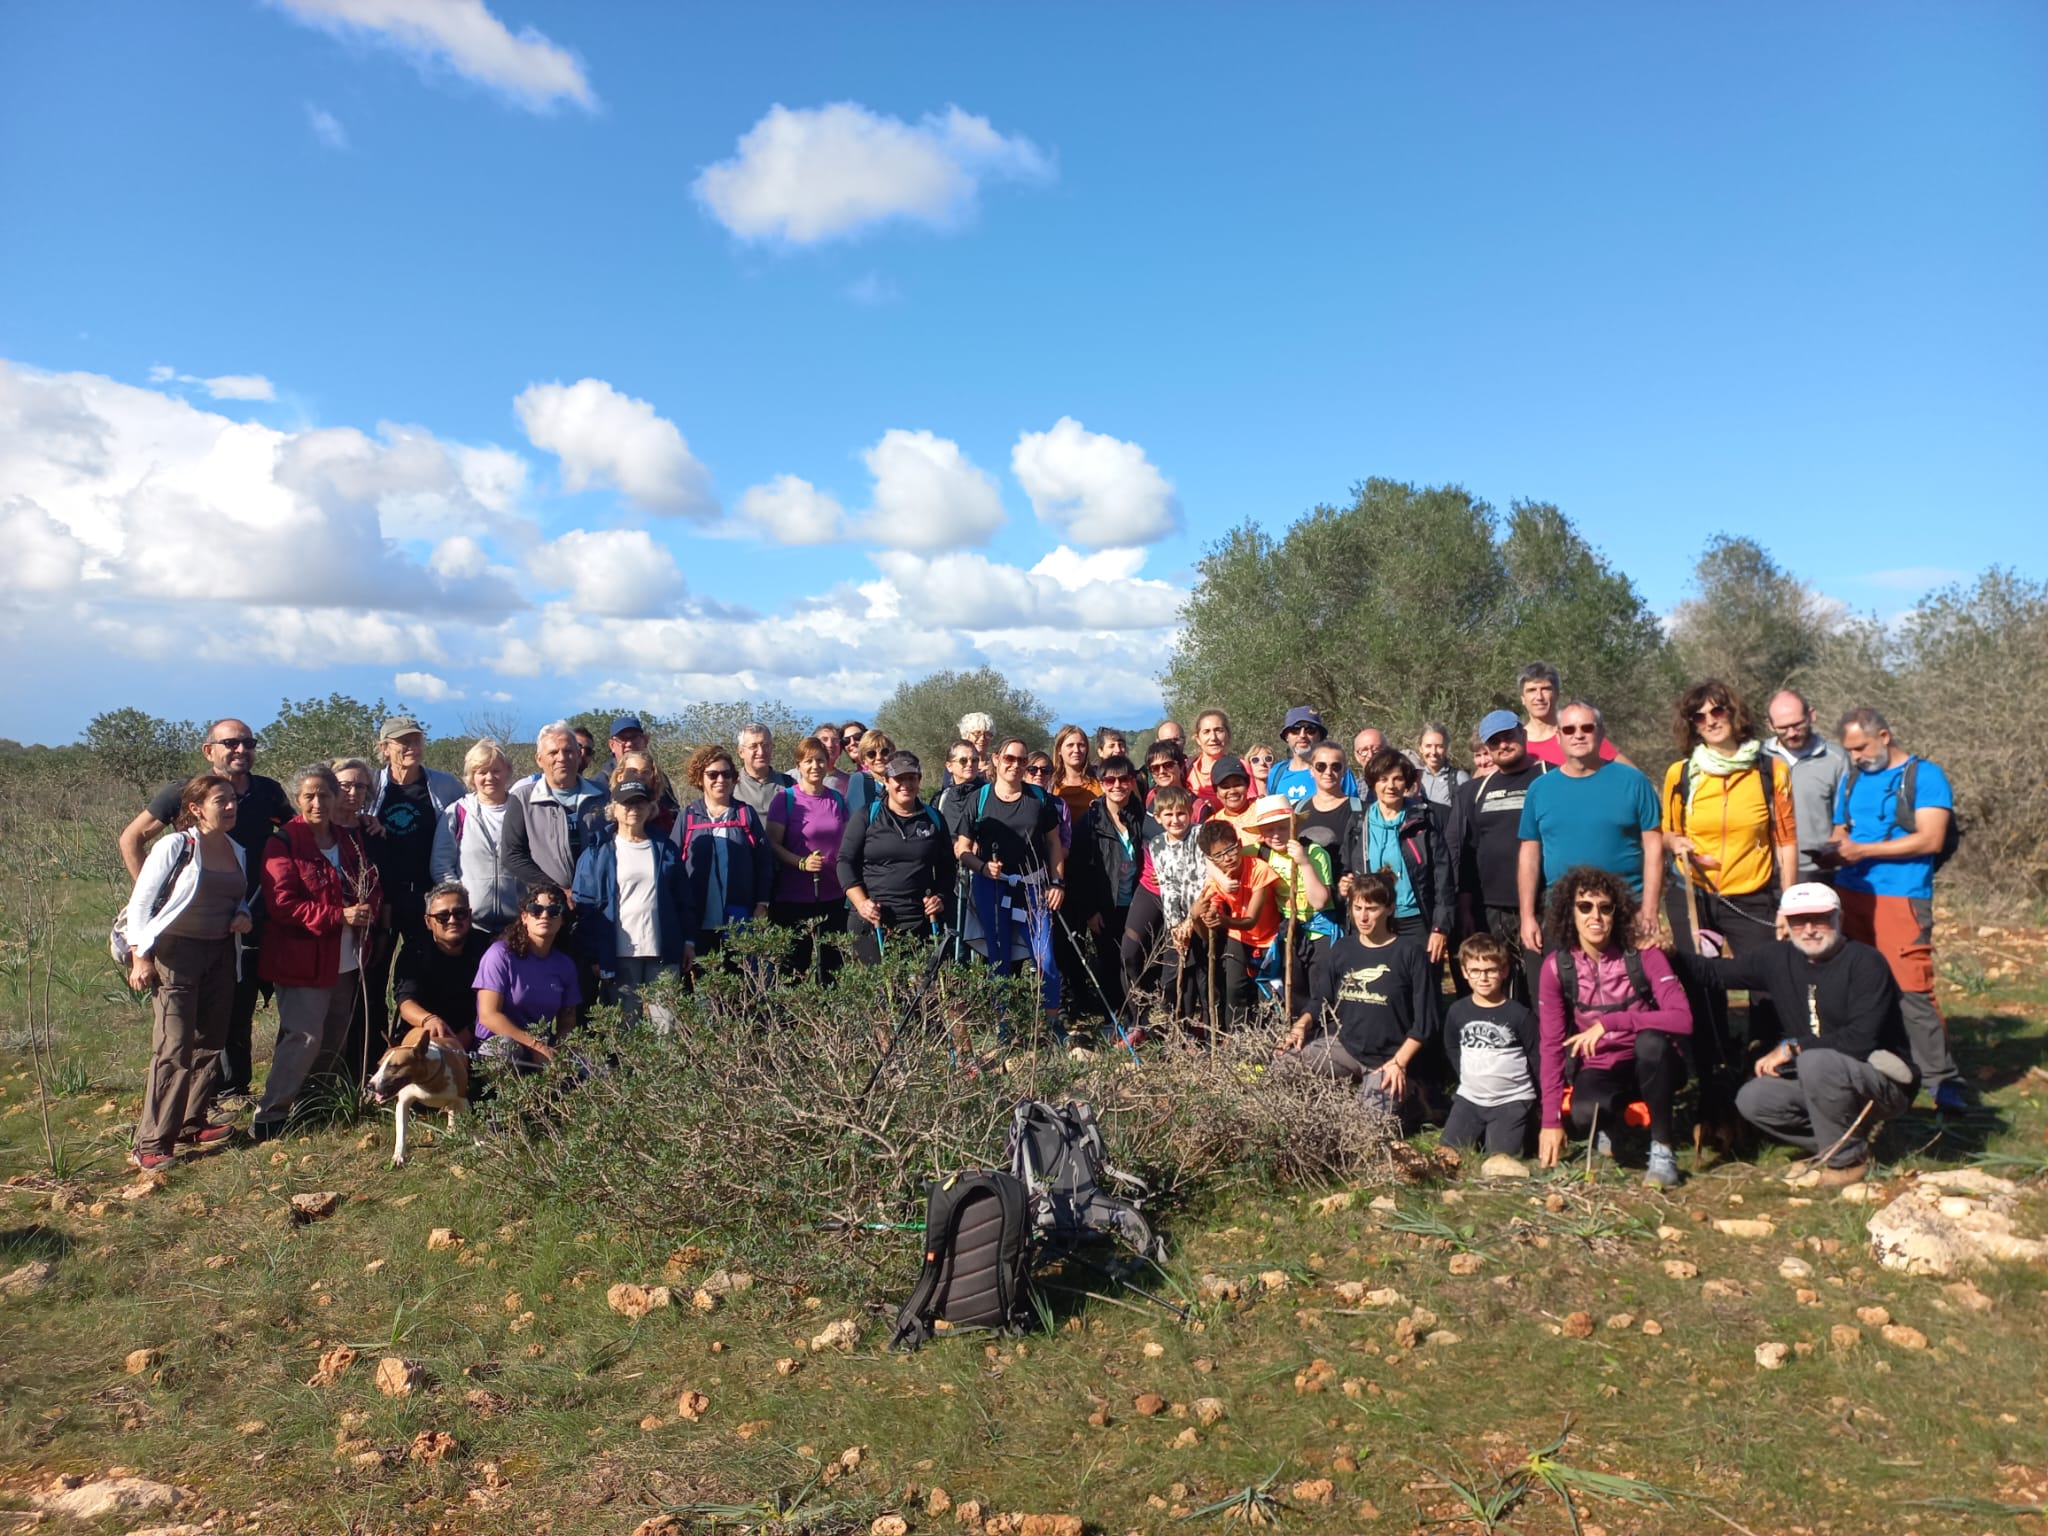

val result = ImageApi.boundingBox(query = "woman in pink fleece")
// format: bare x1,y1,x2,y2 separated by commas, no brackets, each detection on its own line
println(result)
1535,866,1693,1187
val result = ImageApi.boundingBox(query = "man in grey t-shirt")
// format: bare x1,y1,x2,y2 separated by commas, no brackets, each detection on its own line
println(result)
734,721,794,816
1763,690,1849,881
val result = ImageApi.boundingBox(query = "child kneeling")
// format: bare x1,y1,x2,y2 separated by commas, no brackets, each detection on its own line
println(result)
1440,933,1538,1155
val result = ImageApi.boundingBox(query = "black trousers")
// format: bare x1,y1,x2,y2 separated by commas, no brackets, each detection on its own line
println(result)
1566,1029,1689,1147
1662,882,1780,1080
770,898,847,986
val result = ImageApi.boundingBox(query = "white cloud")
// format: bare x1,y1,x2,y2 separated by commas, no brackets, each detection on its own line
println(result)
305,102,349,149
736,474,846,546
201,373,277,401
867,547,1181,631
530,528,684,617
515,378,715,520
397,669,463,702
1012,416,1179,547
859,428,1005,551
430,534,490,580
0,498,88,591
1859,566,1969,591
694,102,1051,245
266,0,594,112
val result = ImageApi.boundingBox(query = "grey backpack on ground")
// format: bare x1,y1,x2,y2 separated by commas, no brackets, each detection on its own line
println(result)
1005,1099,1166,1262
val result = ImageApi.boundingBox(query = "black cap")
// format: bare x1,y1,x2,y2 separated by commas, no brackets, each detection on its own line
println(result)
883,751,923,780
611,778,652,803
1210,753,1248,784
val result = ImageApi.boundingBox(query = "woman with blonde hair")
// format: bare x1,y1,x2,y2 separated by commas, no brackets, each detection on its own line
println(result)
432,738,522,936
613,747,678,838
676,744,774,968
1050,724,1101,821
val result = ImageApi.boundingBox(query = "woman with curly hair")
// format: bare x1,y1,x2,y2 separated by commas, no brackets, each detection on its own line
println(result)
1536,865,1693,1186
675,744,773,969
474,881,581,1066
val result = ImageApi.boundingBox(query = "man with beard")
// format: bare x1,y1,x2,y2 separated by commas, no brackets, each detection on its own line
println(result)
1702,883,1918,1187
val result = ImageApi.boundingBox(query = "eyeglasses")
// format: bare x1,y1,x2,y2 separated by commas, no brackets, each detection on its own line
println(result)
1573,899,1616,915
525,903,566,920
703,769,736,781
1557,724,1598,737
1690,704,1729,724
209,736,258,750
428,909,472,924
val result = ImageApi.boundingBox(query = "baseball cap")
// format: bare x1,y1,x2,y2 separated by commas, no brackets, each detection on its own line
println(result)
1210,753,1248,784
378,715,425,743
883,750,923,780
1282,706,1327,737
1248,794,1294,827
609,714,645,738
611,778,652,804
1779,883,1842,918
1477,709,1522,743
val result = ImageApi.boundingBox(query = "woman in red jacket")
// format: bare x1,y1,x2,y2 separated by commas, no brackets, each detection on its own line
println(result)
252,764,381,1141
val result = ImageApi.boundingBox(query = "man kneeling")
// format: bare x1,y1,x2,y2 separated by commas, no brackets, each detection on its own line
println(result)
1703,882,1918,1187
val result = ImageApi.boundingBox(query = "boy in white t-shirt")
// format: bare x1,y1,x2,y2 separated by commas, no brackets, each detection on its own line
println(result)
1441,933,1539,1157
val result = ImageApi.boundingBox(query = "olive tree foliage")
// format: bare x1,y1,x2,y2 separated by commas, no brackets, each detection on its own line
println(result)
873,667,1054,773
261,693,406,775
1161,479,1675,759
567,700,815,773
82,708,201,794
1669,536,1836,713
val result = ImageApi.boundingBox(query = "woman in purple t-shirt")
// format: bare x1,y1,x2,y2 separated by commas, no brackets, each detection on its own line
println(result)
474,882,582,1066
767,735,850,984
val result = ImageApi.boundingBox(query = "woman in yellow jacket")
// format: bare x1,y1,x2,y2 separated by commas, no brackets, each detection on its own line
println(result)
1661,679,1798,1076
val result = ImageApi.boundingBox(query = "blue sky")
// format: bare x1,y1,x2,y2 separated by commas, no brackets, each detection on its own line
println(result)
1,1,2042,745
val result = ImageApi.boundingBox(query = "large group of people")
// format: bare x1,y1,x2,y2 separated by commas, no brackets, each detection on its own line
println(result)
117,668,1964,1192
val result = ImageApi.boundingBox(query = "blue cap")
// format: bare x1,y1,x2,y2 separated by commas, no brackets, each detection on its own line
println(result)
1281,705,1327,737
609,715,645,738
1478,709,1522,743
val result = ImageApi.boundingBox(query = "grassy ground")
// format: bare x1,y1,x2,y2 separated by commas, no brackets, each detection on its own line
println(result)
3,868,2046,1536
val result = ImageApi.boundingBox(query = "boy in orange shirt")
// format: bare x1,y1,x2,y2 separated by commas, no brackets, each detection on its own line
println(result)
1193,818,1280,1026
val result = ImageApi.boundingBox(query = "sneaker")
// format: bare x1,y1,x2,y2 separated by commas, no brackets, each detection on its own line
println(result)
1932,1080,1970,1115
183,1124,235,1148
1816,1160,1870,1188
127,1149,177,1172
1644,1142,1680,1188
212,1091,254,1112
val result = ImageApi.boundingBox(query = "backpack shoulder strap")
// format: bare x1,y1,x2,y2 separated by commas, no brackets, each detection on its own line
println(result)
1553,947,1577,1030
1671,762,1692,834
1623,948,1655,1010
1896,756,1920,836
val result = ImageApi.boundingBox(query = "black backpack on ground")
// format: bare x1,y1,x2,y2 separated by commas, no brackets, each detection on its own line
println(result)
888,1170,1033,1351
1006,1099,1166,1263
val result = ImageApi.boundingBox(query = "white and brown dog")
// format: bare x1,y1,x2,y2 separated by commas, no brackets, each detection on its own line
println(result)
367,1025,471,1167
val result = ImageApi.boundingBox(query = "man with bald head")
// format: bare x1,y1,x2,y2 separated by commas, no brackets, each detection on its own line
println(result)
1762,690,1849,883
117,716,294,1102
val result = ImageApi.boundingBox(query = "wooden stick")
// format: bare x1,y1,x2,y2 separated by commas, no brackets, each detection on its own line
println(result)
1282,810,1300,1025
1207,908,1221,1042
1806,1100,1877,1173
1585,1103,1600,1184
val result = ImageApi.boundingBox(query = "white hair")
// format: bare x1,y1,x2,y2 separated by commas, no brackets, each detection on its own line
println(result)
736,720,771,747
536,718,576,750
958,711,995,736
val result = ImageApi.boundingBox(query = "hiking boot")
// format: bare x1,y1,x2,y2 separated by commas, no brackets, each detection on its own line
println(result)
183,1124,235,1148
127,1149,176,1173
1932,1081,1970,1115
1644,1142,1681,1189
212,1091,254,1112
1815,1161,1870,1188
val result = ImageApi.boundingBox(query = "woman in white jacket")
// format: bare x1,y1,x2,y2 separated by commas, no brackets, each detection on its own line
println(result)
123,773,252,1171
430,739,522,936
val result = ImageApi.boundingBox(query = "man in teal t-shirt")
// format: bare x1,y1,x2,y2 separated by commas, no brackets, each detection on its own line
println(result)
1516,702,1662,950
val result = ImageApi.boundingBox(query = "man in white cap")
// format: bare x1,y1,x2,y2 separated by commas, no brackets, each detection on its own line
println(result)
1696,882,1918,1187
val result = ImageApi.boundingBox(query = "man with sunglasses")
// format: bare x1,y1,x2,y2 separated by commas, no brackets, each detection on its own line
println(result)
1268,706,1357,807
1517,702,1663,953
1448,711,1550,1001
117,717,293,1102
393,879,491,1051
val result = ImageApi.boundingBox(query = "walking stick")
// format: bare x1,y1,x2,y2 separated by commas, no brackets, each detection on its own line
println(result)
1205,904,1221,1042
1282,810,1300,1025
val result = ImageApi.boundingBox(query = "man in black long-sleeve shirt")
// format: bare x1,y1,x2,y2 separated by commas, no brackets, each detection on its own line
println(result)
1700,884,1917,1186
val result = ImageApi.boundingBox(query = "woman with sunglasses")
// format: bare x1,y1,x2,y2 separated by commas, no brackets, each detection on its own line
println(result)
843,730,894,823
1660,680,1797,1072
1242,743,1277,797
1535,866,1692,1186
474,882,581,1065
676,745,774,971
252,763,381,1139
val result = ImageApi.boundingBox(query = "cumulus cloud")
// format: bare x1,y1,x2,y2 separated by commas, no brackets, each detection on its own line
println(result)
266,0,594,111
867,547,1182,631
694,102,1051,244
397,669,463,701
859,428,1005,551
0,497,88,591
736,474,847,546
530,528,684,617
144,365,279,401
305,102,349,149
1012,416,1179,547
515,378,715,520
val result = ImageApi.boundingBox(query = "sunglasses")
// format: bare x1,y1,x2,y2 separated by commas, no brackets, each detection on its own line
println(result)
209,736,258,750
1558,724,1598,737
1312,760,1343,772
703,769,736,781
1101,773,1135,787
525,903,566,920
1574,899,1616,915
428,908,472,924
1024,765,1051,777
1000,754,1028,766
1690,704,1729,724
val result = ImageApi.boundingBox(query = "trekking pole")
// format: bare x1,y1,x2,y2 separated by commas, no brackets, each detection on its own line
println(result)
1060,1253,1192,1323
1282,811,1300,1025
1206,912,1220,1043
1052,907,1142,1066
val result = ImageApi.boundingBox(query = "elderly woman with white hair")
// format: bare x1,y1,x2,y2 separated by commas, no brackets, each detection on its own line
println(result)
432,738,524,935
957,712,996,764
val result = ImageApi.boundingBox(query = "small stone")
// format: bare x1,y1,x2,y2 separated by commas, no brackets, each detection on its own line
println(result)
1656,1224,1685,1241
1880,1323,1928,1351
1020,1518,1082,1536
1545,1193,1567,1213
125,1347,161,1375
237,1419,266,1435
1796,1287,1820,1306
677,1390,709,1421
840,1446,864,1470
1662,1259,1698,1279
1257,1269,1291,1292
409,1430,458,1464
810,1317,860,1353
0,1259,56,1296
1171,1426,1199,1448
426,1228,464,1251
1856,1305,1891,1326
308,1344,357,1387
955,1499,985,1528
1312,1192,1354,1215
927,1488,952,1515
1368,1194,1398,1212
1195,1273,1241,1303
1829,1324,1861,1351
1425,1330,1461,1346
871,1517,909,1536
1943,1279,1994,1312
1142,1341,1165,1357
1605,1313,1634,1331
1777,1256,1813,1281
1755,1342,1790,1370
1439,1189,1464,1205
632,1522,684,1536
1712,1218,1775,1239
1134,1393,1167,1416
1562,1311,1594,1339
1290,1479,1334,1506
1191,1396,1227,1426
606,1283,674,1319
1364,1287,1404,1307
31,1477,180,1520
375,1356,423,1397
775,1357,802,1376
1701,1279,1744,1299
1480,1153,1529,1178
1293,1358,1336,1394
735,1420,769,1439
1838,1182,1880,1204
1447,1253,1483,1276
290,1191,341,1222
1641,1319,1664,1336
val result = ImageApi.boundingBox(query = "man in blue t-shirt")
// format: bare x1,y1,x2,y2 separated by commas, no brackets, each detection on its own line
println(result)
1269,705,1358,807
1516,702,1663,951
1823,707,1962,1110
